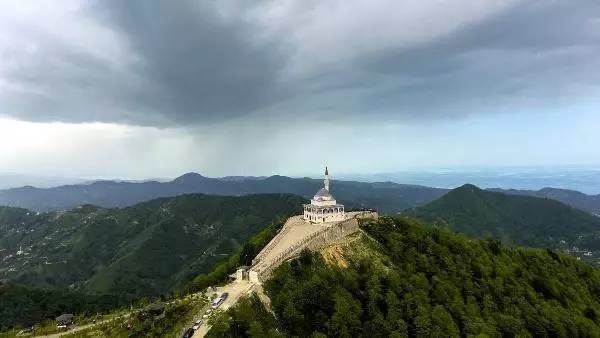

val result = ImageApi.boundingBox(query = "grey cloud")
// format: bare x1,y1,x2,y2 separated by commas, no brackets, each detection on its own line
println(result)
88,0,289,126
2,33,146,124
299,0,600,121
1,0,599,127
1,0,290,126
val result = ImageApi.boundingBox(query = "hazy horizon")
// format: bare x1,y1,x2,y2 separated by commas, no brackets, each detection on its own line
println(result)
2,166,599,194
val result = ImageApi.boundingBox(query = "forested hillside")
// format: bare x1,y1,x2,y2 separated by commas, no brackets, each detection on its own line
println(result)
208,216,600,337
0,283,135,329
403,184,600,251
0,193,304,296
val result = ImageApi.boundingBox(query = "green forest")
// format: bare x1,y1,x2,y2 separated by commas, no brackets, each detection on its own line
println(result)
208,216,600,337
180,216,287,295
0,212,287,331
0,193,304,296
0,283,136,330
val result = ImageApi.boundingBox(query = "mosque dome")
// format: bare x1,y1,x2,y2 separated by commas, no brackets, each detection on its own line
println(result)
303,167,346,224
314,188,334,201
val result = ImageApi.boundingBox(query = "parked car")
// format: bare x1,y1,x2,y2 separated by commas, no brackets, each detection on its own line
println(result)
182,328,194,338
211,297,224,309
193,320,202,330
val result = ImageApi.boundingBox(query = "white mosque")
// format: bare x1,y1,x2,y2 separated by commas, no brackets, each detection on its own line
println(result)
303,167,346,224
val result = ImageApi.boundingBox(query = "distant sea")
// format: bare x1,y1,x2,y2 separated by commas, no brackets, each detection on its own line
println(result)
342,167,600,195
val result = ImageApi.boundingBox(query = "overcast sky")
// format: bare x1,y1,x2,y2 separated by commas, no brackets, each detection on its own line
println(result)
1,0,599,179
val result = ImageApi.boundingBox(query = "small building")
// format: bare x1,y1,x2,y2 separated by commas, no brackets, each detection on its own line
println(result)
233,266,250,282
56,314,74,327
303,167,345,224
140,303,165,318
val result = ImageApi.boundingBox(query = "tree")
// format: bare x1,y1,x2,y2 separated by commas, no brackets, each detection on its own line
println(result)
430,305,460,337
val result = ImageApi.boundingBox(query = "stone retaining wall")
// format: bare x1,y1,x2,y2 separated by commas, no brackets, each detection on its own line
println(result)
256,217,362,281
248,212,377,283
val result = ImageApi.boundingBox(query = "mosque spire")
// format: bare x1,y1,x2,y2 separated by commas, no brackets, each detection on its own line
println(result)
324,166,330,191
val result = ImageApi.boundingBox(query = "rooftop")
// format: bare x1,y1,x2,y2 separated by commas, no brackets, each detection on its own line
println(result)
313,188,335,201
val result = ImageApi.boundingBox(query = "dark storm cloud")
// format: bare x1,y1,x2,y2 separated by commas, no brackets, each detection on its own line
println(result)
1,0,599,126
0,0,290,126
88,0,289,125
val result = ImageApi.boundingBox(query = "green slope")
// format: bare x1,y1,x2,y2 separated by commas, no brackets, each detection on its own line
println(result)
0,193,305,296
209,216,600,337
403,184,600,249
0,283,135,329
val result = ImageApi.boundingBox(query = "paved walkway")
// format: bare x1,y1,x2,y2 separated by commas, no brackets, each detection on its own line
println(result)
252,212,369,276
253,216,322,274
192,281,256,337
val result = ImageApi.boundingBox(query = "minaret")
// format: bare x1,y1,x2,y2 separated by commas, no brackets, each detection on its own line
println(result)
324,166,330,191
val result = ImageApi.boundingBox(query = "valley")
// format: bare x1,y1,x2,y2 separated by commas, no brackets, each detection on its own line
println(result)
0,194,304,296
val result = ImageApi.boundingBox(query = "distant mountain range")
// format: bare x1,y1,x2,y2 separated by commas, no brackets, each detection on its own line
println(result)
491,187,600,216
0,173,447,214
1,172,599,215
345,167,600,194
0,173,84,190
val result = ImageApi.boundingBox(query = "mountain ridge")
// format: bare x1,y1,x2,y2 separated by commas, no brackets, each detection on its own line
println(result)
0,193,305,296
0,173,448,214
1,173,599,215
490,186,600,215
404,184,600,257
